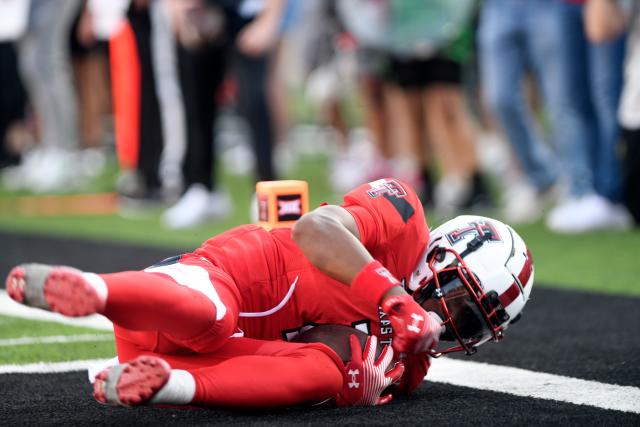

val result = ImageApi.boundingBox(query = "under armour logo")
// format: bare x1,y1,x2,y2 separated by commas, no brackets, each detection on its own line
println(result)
407,313,424,333
348,369,360,389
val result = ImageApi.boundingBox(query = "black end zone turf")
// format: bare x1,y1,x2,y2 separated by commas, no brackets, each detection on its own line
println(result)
2,231,639,424
0,372,638,425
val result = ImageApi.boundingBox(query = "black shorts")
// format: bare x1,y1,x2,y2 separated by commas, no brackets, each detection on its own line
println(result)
385,56,462,88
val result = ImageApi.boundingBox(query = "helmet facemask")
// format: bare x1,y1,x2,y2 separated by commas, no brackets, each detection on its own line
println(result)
413,237,511,357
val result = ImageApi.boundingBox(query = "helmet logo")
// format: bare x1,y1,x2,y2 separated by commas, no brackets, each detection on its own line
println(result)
446,220,501,245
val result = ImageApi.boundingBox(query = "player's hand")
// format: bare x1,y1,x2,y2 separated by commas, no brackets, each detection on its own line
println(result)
335,334,405,407
382,294,444,354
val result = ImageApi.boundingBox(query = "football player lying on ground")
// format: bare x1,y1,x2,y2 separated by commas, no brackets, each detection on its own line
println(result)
5,178,534,408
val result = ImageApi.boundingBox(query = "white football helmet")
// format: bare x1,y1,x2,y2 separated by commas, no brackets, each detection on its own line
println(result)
409,215,534,356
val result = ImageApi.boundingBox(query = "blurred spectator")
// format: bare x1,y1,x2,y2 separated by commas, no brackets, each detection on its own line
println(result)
385,29,491,214
299,0,364,190
479,0,631,232
70,3,110,177
585,0,640,224
109,0,167,205
0,41,27,169
338,0,490,213
4,0,82,193
162,0,285,229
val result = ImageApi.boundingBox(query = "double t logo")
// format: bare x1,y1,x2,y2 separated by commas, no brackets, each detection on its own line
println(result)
446,220,502,245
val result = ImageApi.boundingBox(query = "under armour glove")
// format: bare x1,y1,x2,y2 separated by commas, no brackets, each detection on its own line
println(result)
382,294,445,354
335,334,405,407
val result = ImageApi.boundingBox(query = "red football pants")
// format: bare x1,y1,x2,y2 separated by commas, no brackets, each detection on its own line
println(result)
100,255,240,353
115,333,344,408
97,256,344,407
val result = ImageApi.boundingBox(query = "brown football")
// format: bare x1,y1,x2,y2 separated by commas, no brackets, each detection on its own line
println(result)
292,324,382,363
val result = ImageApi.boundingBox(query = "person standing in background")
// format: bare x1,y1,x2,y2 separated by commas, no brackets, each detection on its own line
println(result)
585,0,640,225
5,0,82,193
337,0,491,214
162,0,285,229
478,0,631,232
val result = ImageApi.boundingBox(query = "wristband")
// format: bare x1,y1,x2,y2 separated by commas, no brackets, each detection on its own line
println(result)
351,260,401,307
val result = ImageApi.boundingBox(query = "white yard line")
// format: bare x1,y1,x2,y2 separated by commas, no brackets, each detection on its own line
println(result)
0,290,112,331
0,358,112,375
0,334,113,346
428,357,640,414
0,356,637,414
1,289,638,414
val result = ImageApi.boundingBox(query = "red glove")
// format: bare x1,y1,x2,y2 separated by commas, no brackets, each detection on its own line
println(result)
336,334,405,407
382,294,444,354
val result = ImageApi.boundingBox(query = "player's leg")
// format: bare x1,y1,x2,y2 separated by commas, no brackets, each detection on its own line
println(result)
103,259,240,350
6,256,240,352
189,339,344,408
94,337,345,408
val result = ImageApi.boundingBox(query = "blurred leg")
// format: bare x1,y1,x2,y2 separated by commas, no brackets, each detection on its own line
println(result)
527,0,595,197
422,85,477,179
177,41,227,190
19,0,80,150
384,84,423,161
359,76,391,158
478,0,557,191
234,51,276,182
151,0,187,197
127,4,164,192
621,128,640,223
588,36,625,202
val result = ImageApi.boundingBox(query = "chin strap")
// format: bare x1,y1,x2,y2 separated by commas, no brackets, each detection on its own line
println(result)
457,234,491,259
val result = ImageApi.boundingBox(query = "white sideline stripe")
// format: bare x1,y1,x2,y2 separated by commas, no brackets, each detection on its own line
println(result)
0,358,112,374
428,358,640,414
0,290,113,331
0,357,637,415
0,334,113,346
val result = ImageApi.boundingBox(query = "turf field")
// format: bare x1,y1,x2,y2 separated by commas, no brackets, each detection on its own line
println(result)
1,155,639,424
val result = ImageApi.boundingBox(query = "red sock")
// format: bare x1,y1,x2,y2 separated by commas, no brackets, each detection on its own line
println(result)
99,271,222,340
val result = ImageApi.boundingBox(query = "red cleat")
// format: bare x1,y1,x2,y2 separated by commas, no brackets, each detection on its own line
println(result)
93,356,171,406
5,263,105,316
6,266,26,303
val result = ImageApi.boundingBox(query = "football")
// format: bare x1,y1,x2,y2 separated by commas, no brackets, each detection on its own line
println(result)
293,324,382,363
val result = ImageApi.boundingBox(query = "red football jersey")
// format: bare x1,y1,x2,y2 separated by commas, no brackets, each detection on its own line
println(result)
193,178,430,394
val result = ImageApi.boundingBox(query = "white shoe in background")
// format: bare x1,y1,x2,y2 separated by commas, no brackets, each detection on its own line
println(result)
162,184,232,229
502,182,541,224
434,175,471,216
2,147,83,193
546,193,632,233
502,180,563,224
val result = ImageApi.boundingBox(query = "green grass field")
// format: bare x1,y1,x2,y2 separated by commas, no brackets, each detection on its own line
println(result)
0,314,115,364
0,153,639,366
1,154,639,295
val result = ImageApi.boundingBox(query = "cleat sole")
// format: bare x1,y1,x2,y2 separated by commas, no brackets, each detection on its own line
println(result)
43,268,103,317
93,356,171,406
6,266,26,303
